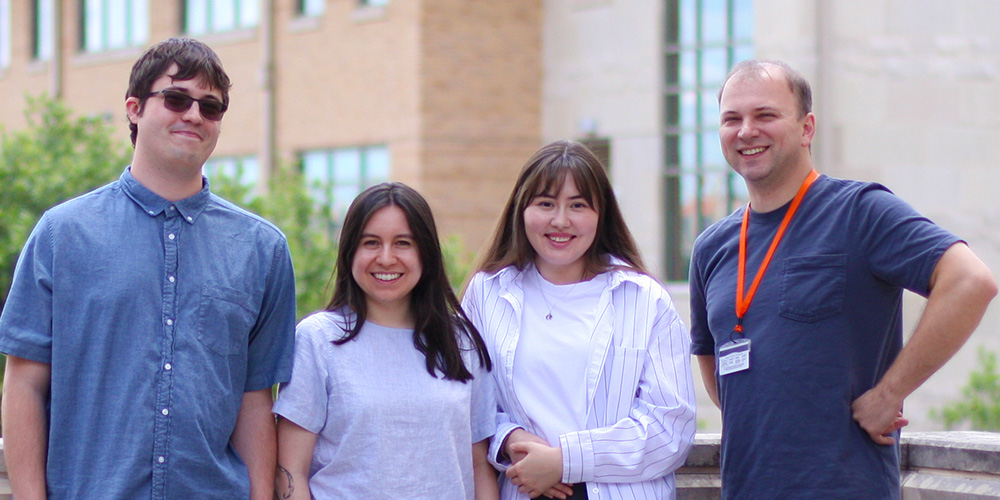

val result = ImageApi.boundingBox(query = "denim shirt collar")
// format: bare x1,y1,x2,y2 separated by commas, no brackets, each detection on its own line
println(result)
120,166,211,224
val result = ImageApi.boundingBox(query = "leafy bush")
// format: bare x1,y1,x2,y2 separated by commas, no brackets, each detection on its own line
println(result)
0,96,129,309
930,347,1000,430
208,168,340,320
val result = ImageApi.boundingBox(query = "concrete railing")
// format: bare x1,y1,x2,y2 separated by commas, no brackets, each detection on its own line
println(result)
677,431,1000,499
0,432,997,499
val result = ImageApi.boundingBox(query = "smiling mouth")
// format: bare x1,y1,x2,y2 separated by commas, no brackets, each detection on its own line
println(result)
740,146,767,156
373,273,402,281
174,131,201,140
547,235,572,243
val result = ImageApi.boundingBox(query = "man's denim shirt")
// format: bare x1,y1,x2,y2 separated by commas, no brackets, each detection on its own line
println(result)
0,167,296,499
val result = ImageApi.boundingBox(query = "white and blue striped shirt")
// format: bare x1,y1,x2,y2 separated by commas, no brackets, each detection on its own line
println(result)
462,262,697,500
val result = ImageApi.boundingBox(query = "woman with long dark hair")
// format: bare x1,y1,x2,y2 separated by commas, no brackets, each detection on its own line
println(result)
274,182,498,499
463,141,696,499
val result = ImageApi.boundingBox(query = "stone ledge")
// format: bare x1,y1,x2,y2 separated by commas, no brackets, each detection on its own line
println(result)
0,433,997,500
903,432,1000,474
676,432,1000,500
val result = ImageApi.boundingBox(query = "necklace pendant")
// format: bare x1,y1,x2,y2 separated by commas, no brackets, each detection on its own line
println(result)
545,313,553,320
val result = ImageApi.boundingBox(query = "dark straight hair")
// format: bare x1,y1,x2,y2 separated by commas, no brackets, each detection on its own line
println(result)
327,182,491,381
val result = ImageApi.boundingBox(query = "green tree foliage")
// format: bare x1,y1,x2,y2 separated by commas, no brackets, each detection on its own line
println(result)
208,169,339,320
930,347,1000,431
210,171,478,319
0,96,129,309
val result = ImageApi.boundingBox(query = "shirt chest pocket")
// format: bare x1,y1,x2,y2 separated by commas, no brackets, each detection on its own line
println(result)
779,254,847,323
197,284,257,356
603,346,646,421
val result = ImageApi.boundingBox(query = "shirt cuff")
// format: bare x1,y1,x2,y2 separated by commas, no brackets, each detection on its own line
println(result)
559,430,594,484
489,422,523,471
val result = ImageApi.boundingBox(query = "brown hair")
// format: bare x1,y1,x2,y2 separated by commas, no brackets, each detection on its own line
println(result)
473,140,647,279
125,37,232,146
718,59,812,118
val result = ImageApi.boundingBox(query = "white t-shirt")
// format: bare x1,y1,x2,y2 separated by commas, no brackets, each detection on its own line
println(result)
513,268,607,444
273,310,495,499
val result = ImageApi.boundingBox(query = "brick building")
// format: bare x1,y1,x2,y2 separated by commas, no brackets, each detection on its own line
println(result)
0,0,542,253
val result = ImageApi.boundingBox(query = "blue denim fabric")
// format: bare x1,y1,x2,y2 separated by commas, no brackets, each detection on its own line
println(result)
0,167,296,499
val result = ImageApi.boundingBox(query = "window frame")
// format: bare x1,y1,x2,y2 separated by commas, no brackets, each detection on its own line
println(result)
79,0,149,54
0,0,11,69
662,0,753,280
300,145,391,226
32,0,54,61
183,0,260,36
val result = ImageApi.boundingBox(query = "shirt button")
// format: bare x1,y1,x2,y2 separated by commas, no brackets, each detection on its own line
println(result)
168,275,176,283
164,363,172,371
186,216,193,222
166,318,173,326
167,233,175,240
147,210,155,216
161,408,169,416
157,456,165,464
169,205,176,211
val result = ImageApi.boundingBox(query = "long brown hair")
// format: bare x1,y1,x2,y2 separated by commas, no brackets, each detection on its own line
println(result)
328,182,490,381
474,140,646,279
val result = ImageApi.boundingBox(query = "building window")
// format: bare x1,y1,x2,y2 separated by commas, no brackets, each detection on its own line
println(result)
32,0,54,61
0,0,10,69
662,0,752,280
298,0,324,17
301,145,390,223
204,155,259,188
81,0,149,53
184,0,259,36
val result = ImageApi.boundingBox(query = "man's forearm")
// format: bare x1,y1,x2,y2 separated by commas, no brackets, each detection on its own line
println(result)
853,244,997,443
2,356,52,500
231,388,278,500
878,244,996,400
696,355,720,409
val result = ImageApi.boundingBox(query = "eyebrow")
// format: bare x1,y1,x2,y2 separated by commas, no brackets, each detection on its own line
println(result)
162,86,223,102
360,232,415,239
722,105,781,115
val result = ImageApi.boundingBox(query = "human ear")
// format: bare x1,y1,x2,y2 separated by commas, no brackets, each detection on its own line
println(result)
125,97,142,124
800,112,816,148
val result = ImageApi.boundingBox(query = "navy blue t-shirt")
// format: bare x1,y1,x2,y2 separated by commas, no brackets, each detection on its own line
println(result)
689,175,960,499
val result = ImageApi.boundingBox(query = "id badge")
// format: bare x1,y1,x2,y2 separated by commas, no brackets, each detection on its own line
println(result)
718,338,751,376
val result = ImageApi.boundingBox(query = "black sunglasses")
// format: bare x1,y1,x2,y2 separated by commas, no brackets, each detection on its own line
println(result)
147,89,228,121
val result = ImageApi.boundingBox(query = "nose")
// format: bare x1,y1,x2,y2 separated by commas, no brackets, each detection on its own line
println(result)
375,245,396,265
182,101,205,124
737,119,757,140
551,206,570,228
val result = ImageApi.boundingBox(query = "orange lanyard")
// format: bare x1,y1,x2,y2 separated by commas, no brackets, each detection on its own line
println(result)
734,170,819,335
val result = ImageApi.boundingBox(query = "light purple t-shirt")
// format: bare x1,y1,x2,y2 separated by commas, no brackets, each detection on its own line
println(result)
273,310,495,499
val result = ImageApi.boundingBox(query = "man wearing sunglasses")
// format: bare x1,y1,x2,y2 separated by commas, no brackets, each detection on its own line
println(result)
0,37,296,500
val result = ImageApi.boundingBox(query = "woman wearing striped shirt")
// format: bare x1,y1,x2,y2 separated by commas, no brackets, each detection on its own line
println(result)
462,141,697,499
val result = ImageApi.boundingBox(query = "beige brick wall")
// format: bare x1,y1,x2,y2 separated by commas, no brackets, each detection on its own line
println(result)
418,0,542,252
0,0,543,253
